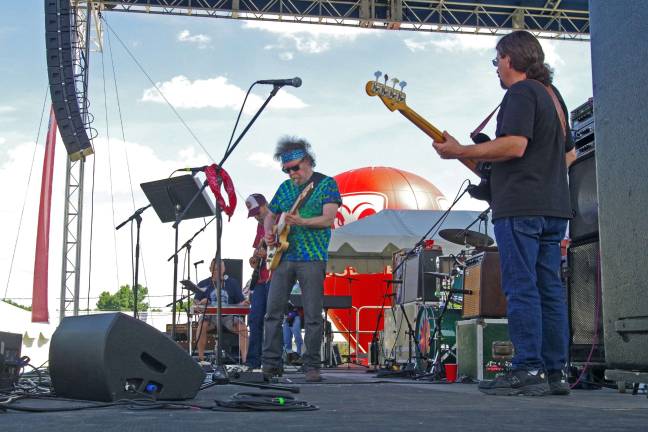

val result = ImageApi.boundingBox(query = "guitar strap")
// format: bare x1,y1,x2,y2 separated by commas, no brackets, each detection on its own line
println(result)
470,103,501,140
543,84,568,138
471,82,567,140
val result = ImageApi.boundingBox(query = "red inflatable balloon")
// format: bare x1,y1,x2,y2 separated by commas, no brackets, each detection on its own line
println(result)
333,166,448,228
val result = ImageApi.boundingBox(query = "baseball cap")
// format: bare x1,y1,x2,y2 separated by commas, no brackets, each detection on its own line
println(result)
245,193,267,218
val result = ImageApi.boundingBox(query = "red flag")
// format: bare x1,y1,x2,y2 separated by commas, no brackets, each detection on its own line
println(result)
31,107,57,323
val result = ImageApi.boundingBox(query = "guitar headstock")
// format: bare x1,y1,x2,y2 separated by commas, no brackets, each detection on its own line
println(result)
365,71,408,112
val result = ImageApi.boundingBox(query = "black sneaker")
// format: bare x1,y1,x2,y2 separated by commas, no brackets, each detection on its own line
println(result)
548,370,571,395
478,369,550,396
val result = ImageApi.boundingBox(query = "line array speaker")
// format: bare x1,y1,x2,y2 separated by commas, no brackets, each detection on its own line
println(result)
567,239,605,363
50,313,205,402
44,0,93,160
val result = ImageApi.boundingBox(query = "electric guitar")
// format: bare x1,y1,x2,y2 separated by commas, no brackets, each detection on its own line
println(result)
248,240,266,289
266,182,315,270
365,73,491,194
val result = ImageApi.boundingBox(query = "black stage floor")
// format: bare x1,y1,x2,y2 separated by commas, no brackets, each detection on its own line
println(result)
3,366,648,432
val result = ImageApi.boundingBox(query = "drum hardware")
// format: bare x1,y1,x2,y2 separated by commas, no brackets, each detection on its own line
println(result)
439,228,494,249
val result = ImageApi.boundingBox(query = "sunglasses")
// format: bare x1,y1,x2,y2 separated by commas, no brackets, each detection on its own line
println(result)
282,161,302,174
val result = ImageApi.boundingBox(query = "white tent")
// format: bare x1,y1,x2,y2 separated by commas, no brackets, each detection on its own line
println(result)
327,209,495,273
0,301,55,367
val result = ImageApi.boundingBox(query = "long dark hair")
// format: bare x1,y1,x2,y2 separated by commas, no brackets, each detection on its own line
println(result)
496,30,554,85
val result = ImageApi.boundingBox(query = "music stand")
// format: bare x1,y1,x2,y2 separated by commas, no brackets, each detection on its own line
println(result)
141,174,215,341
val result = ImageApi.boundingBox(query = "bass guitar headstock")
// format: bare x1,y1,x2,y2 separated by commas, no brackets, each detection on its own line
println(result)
365,71,408,112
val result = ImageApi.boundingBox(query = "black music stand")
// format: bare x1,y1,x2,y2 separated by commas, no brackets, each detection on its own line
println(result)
141,174,215,341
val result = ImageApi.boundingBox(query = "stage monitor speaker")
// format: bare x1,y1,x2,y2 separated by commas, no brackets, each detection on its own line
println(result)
462,251,506,318
393,248,443,304
569,150,598,243
44,0,93,160
568,239,605,363
50,313,205,402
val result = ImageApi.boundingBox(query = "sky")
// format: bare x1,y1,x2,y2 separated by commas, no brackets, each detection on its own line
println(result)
0,2,593,318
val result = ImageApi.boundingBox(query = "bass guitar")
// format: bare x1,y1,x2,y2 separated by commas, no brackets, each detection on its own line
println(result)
266,182,315,270
365,73,491,200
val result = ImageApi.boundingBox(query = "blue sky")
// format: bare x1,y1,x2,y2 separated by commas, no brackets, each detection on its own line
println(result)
0,2,593,315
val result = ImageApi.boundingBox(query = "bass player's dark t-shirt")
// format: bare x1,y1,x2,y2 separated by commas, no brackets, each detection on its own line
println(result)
491,79,574,220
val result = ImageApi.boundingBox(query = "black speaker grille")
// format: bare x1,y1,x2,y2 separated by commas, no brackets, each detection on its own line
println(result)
568,240,605,362
569,151,598,242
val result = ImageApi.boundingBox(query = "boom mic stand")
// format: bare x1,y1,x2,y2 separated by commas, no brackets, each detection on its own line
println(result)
172,83,292,391
115,204,152,319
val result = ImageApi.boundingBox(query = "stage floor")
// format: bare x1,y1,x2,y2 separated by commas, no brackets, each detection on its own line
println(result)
3,366,648,431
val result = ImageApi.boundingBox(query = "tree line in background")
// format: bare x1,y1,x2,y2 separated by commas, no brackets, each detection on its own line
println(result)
96,284,150,312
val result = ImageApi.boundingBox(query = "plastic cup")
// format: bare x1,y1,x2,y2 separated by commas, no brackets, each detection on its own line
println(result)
444,363,458,383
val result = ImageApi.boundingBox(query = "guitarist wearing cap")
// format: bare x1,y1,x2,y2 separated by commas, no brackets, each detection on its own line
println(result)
261,136,342,383
244,193,271,370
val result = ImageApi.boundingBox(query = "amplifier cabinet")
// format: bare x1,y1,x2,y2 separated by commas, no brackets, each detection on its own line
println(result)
393,247,443,304
462,251,506,318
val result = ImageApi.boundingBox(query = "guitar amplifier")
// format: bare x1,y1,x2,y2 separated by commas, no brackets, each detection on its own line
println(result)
462,251,507,318
393,247,443,304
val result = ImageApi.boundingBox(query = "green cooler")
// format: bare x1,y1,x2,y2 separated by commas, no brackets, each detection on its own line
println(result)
456,318,510,381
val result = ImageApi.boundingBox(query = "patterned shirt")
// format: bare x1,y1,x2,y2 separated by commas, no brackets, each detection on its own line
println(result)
268,173,342,262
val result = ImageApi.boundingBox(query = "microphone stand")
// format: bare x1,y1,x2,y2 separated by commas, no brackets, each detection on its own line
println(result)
388,183,471,375
457,207,491,241
171,83,289,389
116,204,152,319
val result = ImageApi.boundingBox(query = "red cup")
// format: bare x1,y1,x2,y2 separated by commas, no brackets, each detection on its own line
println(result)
444,363,457,383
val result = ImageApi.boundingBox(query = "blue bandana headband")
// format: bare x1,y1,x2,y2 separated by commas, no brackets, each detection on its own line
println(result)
281,149,306,164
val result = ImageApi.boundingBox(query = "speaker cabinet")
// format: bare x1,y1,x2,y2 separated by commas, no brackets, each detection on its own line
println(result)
393,248,443,304
50,313,205,401
462,251,506,318
569,150,598,243
568,239,605,363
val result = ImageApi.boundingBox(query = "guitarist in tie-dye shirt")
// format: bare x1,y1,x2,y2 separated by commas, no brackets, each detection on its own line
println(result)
261,136,342,383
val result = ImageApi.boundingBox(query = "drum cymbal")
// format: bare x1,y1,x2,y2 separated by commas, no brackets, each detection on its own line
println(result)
439,228,494,248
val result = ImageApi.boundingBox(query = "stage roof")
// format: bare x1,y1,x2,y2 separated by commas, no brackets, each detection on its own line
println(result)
99,0,590,40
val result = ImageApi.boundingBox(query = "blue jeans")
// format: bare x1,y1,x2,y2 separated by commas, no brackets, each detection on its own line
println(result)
493,216,568,371
283,315,303,354
246,281,269,368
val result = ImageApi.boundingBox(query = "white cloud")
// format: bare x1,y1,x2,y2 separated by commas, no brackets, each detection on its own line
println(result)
177,30,211,48
0,105,16,113
243,21,375,54
404,34,497,53
539,40,564,68
0,137,6,145
141,75,307,114
279,52,294,61
247,152,280,170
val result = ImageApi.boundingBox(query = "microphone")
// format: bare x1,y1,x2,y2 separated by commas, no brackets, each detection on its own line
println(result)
256,77,302,88
178,166,208,174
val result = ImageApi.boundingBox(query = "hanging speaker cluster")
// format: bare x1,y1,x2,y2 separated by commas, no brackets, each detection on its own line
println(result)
44,0,94,160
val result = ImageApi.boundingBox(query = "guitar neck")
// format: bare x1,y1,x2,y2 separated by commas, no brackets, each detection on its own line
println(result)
398,107,480,175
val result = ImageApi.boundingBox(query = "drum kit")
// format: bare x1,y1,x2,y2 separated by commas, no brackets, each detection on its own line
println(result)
411,227,496,379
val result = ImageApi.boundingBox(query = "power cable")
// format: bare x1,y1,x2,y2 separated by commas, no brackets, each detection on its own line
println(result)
4,86,49,300
106,27,149,292
100,39,122,290
100,15,215,163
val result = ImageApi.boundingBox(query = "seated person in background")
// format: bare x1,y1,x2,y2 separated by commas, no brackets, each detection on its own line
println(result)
283,282,304,365
194,258,249,364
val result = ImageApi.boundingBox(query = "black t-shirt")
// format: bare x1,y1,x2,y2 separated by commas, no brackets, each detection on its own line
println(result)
490,79,574,220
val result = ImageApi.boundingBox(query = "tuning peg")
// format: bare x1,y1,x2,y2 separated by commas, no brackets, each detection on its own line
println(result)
399,81,407,91
374,71,382,81
391,77,400,88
